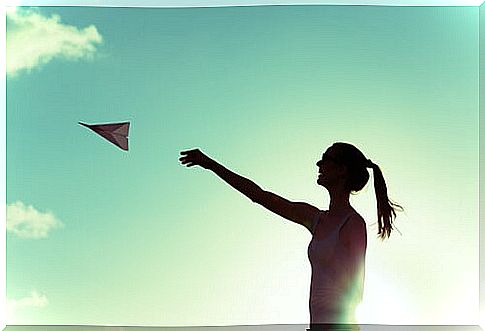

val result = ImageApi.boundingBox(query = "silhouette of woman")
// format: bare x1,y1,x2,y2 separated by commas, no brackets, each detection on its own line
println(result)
179,142,402,330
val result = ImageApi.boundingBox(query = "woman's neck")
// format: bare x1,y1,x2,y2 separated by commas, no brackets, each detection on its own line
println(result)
327,187,352,214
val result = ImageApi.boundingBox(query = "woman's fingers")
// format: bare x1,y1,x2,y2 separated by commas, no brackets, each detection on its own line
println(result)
180,148,200,156
179,149,206,168
180,160,196,167
179,155,198,167
180,157,194,164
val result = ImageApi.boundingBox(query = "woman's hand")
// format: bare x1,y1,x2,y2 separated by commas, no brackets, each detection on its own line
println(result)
179,148,215,169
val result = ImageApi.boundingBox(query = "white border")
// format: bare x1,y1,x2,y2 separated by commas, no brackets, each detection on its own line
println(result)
2,1,483,330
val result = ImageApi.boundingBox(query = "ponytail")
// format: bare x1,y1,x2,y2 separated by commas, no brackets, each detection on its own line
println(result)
366,160,403,240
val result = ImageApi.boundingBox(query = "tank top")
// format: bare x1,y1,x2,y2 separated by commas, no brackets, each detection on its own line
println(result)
307,210,365,325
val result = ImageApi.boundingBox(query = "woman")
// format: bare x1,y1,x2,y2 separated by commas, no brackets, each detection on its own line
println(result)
179,142,402,330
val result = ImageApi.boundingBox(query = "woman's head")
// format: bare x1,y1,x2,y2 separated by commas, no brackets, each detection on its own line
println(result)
317,142,403,240
317,142,370,193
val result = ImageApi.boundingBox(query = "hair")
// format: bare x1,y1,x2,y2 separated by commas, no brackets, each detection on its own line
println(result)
331,142,403,240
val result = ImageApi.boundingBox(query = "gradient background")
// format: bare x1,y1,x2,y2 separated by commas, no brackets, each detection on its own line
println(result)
6,5,479,327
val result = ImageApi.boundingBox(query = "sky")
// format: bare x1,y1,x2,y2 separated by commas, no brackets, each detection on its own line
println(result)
3,0,485,7
5,4,479,327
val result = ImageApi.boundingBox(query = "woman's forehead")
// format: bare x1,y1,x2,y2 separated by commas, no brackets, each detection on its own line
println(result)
323,146,337,156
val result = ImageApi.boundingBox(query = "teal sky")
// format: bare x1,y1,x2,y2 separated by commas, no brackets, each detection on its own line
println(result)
4,0,485,7
6,5,479,326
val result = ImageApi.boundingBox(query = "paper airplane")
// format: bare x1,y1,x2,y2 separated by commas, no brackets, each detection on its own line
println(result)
79,121,130,151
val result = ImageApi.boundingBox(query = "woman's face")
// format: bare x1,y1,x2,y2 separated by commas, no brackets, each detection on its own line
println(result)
316,147,345,188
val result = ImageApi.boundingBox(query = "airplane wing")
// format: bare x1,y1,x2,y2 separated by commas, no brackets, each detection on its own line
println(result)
79,121,130,151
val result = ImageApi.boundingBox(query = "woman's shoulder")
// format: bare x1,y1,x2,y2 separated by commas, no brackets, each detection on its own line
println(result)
349,210,365,223
341,210,367,236
310,209,328,234
337,210,367,253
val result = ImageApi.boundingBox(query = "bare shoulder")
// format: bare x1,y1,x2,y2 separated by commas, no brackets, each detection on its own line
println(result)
289,201,321,233
255,191,320,231
347,212,366,229
340,212,367,247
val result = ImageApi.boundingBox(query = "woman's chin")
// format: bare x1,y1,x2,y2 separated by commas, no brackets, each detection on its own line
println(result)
317,178,329,188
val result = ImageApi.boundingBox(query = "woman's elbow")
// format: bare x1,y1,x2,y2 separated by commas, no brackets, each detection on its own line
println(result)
249,189,266,204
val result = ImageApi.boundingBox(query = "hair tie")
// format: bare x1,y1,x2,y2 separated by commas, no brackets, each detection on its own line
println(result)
366,159,374,168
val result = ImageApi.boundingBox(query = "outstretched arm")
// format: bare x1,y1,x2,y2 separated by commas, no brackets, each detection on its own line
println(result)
179,149,320,232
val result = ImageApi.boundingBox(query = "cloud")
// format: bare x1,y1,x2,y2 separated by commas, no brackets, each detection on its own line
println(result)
7,201,64,239
6,7,103,76
7,290,48,323
7,291,49,309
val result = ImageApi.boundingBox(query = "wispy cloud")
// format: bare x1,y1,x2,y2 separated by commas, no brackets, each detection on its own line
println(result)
7,290,49,309
6,7,103,77
7,290,48,323
7,201,64,239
